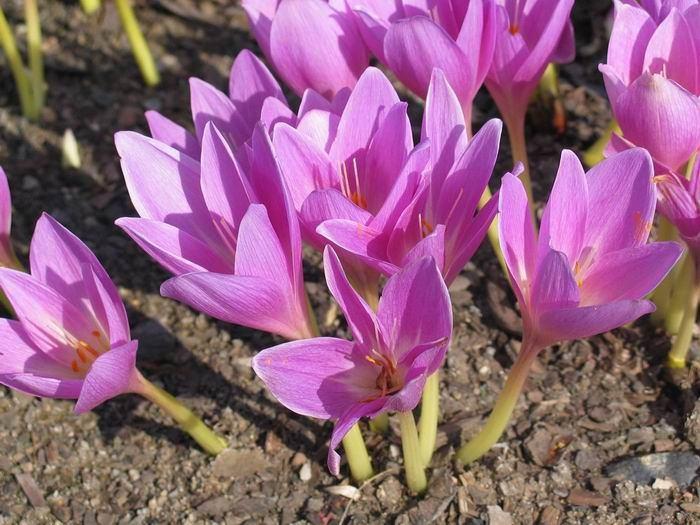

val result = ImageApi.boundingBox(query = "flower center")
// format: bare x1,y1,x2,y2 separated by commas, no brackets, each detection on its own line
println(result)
509,23,519,35
363,352,402,401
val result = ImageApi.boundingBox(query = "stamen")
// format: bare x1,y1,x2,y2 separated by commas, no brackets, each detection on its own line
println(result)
509,24,519,35
71,360,79,373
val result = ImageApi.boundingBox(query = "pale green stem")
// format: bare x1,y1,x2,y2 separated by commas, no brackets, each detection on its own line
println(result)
114,0,160,87
506,111,532,204
651,217,679,327
536,64,565,133
457,341,540,465
398,410,427,494
666,253,693,335
342,423,373,483
368,413,389,434
582,120,620,168
418,371,439,466
80,0,101,14
667,263,700,369
24,0,44,117
0,7,34,118
134,373,227,455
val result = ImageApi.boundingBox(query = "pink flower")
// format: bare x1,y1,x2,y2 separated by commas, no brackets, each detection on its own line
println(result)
500,148,682,348
242,0,370,98
315,70,501,285
253,247,451,474
0,214,140,413
601,0,700,171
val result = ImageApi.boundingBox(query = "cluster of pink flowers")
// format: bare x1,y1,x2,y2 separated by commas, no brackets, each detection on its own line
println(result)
0,0,696,493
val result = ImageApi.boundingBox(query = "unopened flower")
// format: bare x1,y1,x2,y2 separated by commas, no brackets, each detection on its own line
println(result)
242,0,370,98
253,247,451,474
601,1,700,171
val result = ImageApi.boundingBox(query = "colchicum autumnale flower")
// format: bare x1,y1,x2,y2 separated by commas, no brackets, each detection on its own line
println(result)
242,0,370,98
253,247,451,491
456,148,683,464
115,122,317,340
0,214,226,453
600,0,700,172
317,69,501,286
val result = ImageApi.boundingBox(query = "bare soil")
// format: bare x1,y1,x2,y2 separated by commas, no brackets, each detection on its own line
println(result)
2,1,700,524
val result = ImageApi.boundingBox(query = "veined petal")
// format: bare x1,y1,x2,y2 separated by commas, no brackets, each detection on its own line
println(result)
115,131,218,243
0,269,96,367
538,300,655,345
583,148,656,256
498,172,537,302
580,242,683,306
74,340,139,413
269,0,369,97
273,123,337,210
260,96,297,133
643,8,698,94
253,338,374,420
364,102,413,213
538,150,588,265
352,6,390,63
422,69,468,194
329,67,399,166
606,2,656,85
190,77,248,147
144,111,199,159
530,249,579,315
241,0,278,57
234,204,291,283
323,246,384,351
229,49,285,132
615,73,700,170
455,0,498,88
383,16,472,102
200,122,255,241
402,225,446,275
377,256,452,362
300,189,373,249
296,109,340,152
161,272,307,340
115,217,232,275
81,263,130,348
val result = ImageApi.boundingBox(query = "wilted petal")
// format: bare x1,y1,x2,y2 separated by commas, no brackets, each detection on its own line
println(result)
74,341,139,414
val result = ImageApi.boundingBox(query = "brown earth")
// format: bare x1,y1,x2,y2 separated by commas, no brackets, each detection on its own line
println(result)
2,1,700,524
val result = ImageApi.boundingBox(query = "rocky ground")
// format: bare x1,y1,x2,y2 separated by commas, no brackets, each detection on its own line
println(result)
2,1,700,524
